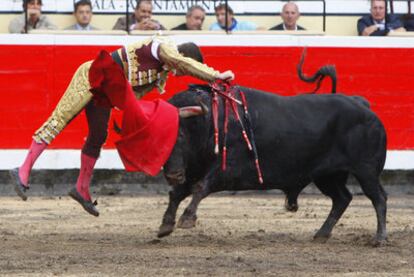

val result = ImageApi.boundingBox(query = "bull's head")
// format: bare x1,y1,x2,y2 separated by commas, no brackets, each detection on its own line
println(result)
163,102,208,186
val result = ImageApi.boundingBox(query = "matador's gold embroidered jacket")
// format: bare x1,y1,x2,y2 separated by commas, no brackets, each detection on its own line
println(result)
111,35,219,98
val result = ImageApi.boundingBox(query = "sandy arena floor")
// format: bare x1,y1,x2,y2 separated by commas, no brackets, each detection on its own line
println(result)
0,194,413,276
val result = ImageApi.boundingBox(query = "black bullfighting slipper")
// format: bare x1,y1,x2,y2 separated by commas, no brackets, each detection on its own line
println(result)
9,168,29,201
68,188,99,217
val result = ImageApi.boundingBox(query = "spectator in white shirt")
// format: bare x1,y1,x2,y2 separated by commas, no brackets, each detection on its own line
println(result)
65,0,99,31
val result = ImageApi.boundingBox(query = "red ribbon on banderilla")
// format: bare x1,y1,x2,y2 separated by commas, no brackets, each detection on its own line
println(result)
210,80,263,184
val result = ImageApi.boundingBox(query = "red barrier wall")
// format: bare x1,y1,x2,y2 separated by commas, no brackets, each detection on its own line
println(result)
1,44,414,150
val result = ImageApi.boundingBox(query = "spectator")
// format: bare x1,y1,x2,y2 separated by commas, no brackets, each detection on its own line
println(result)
112,0,165,31
209,4,257,31
405,19,414,31
403,14,414,31
65,0,99,31
171,5,205,30
357,0,405,36
9,0,57,33
269,1,305,31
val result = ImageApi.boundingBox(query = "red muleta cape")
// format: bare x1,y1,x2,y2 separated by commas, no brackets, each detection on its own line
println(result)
88,50,179,176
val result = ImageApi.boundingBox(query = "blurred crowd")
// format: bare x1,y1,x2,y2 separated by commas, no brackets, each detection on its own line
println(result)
8,0,414,35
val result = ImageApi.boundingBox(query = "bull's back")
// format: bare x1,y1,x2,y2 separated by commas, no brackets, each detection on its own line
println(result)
243,90,369,144
236,89,385,185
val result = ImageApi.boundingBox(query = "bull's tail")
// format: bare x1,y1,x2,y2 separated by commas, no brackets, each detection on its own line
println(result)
297,48,337,94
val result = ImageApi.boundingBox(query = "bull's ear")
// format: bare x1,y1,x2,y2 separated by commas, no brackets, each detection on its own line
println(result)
179,106,205,118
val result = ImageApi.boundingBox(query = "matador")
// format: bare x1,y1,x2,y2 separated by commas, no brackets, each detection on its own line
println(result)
10,35,235,216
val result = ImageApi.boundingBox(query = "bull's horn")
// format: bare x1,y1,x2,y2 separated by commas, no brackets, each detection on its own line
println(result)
198,100,209,114
179,106,205,118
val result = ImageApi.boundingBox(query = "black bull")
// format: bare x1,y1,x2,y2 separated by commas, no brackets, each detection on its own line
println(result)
158,85,387,246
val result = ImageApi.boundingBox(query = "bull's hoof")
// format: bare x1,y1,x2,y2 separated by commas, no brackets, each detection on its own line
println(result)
284,197,298,212
313,233,331,243
157,224,175,238
371,237,388,247
177,216,197,229
285,203,298,212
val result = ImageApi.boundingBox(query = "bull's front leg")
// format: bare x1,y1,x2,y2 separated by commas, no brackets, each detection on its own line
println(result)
158,187,191,238
283,181,309,212
177,180,210,229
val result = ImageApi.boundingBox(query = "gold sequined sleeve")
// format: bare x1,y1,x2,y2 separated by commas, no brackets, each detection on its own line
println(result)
159,43,219,82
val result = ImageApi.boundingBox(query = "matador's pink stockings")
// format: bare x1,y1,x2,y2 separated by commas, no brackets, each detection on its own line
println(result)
19,139,48,186
76,153,97,201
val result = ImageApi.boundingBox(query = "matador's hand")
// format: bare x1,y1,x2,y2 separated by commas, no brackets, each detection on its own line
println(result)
216,70,235,81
